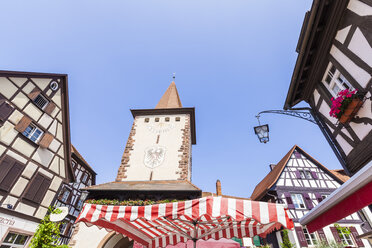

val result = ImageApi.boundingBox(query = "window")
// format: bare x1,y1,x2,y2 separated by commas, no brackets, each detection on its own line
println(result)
76,198,84,210
291,194,306,209
22,124,43,143
144,118,149,123
321,195,328,200
303,228,318,245
81,173,88,184
322,62,354,97
165,117,170,122
299,170,306,179
49,81,59,91
175,117,180,121
59,189,70,203
1,232,30,248
33,94,49,110
23,173,51,204
304,170,313,179
337,228,354,246
155,117,159,122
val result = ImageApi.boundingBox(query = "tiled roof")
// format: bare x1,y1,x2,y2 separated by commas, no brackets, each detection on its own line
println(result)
250,145,296,201
330,169,349,183
71,145,96,174
155,82,183,109
84,180,201,192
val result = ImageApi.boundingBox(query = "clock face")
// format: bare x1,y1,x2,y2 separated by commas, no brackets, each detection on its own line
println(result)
147,122,175,134
144,145,167,169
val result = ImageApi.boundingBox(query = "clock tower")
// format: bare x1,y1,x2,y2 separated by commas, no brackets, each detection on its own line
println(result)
116,81,196,182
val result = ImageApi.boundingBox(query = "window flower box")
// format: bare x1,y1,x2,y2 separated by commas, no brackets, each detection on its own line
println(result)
330,89,363,124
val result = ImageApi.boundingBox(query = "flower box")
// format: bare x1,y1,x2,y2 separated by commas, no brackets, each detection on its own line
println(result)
330,89,363,124
339,98,363,124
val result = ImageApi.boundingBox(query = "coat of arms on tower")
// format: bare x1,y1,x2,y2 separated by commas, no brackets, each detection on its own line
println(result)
144,145,167,169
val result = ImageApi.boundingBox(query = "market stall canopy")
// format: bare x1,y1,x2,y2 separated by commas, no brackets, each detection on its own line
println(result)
300,163,372,233
76,196,293,248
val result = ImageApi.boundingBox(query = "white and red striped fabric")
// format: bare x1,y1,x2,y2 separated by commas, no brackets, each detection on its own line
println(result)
76,196,293,248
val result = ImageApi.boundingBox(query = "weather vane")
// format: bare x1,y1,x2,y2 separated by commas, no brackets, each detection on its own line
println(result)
172,72,176,81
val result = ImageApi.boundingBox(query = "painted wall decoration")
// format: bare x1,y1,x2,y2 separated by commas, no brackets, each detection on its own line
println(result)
144,145,166,169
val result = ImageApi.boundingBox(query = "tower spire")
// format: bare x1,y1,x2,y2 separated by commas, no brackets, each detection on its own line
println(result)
155,78,183,109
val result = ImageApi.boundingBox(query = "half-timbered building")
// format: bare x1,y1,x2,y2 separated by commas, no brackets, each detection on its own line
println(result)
0,71,73,247
251,145,371,248
54,145,96,245
69,81,201,248
284,0,372,176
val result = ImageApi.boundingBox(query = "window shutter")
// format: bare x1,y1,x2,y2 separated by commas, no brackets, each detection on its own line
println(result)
314,193,323,203
302,193,313,209
0,156,15,186
317,229,328,244
24,173,44,202
295,170,301,179
349,226,364,247
311,171,318,179
39,132,53,148
44,102,56,115
14,116,32,133
295,227,308,247
0,101,14,121
284,192,295,209
330,227,342,243
0,162,25,192
33,176,51,204
28,87,41,100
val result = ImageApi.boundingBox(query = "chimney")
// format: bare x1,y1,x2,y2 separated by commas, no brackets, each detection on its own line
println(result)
216,180,222,196
270,164,276,171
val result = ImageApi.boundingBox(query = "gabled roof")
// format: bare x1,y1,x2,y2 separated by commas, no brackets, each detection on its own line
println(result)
250,145,296,201
71,145,96,175
250,145,344,201
84,180,201,192
155,82,182,109
330,169,349,183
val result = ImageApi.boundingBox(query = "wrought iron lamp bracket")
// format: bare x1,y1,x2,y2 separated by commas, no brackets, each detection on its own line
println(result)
255,108,317,125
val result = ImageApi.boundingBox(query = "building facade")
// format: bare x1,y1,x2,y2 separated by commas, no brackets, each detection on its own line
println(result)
69,81,200,248
284,0,372,176
251,145,371,248
54,145,96,245
0,71,73,247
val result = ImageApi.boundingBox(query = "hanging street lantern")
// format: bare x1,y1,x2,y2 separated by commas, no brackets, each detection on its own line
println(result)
254,124,269,143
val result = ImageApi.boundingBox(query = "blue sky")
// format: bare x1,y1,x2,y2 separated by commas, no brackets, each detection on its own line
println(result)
0,0,342,198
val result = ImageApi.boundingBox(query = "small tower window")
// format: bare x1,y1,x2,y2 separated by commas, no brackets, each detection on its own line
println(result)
175,117,180,122
50,81,59,91
144,118,149,123
155,118,159,122
165,117,170,122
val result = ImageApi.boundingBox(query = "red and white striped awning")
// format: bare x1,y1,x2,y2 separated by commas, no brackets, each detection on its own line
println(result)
76,196,293,248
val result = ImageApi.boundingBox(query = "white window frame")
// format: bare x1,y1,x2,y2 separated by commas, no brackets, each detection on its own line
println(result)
303,227,318,246
291,193,306,209
322,62,355,97
337,227,354,246
299,170,306,179
1,232,30,248
304,170,313,179
22,124,44,143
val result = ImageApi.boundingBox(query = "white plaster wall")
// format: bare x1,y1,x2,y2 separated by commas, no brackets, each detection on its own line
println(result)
70,222,111,248
0,212,38,242
124,114,188,181
330,45,371,88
